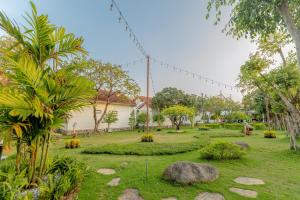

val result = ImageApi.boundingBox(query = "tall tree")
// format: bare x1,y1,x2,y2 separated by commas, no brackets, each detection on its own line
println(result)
162,105,195,130
206,0,300,69
65,57,140,132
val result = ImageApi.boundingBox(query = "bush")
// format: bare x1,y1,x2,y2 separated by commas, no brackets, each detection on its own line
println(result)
82,136,209,156
198,125,210,131
264,130,277,138
200,141,245,160
41,156,87,199
141,134,154,142
223,123,244,130
251,122,267,130
200,131,244,138
203,123,221,129
65,139,80,149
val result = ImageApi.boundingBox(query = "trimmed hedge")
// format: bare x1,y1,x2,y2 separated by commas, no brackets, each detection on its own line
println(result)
203,123,221,129
223,123,244,130
200,141,245,160
251,122,267,130
82,138,209,156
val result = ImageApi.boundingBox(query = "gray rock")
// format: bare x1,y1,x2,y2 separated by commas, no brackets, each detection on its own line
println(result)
162,161,219,184
118,189,144,200
97,168,116,175
234,177,264,185
234,141,250,149
107,177,120,186
229,188,257,198
195,192,225,200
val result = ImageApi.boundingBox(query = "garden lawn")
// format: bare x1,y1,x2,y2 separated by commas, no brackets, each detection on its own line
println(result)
49,129,300,200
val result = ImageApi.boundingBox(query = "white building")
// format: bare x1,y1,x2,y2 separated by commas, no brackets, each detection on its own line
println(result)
63,94,167,133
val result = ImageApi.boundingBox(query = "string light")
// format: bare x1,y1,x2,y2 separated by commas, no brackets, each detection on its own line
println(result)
109,0,148,57
151,57,239,92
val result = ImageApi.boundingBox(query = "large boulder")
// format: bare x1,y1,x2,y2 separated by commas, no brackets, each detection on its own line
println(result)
162,161,219,184
234,141,250,150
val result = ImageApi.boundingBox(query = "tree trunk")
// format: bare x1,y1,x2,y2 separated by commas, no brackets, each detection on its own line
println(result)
93,99,110,133
278,0,300,68
41,132,51,176
29,137,40,184
15,138,21,174
264,96,271,130
38,136,46,177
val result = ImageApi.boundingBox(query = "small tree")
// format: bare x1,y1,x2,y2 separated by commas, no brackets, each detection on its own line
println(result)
162,105,195,130
152,113,165,127
128,110,136,131
103,111,118,133
137,112,147,132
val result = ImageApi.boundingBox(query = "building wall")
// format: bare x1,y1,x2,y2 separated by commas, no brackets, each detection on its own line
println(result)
64,103,135,132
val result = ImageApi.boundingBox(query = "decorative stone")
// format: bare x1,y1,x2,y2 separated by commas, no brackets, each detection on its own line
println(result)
229,188,257,198
97,168,116,175
194,192,225,200
234,141,250,149
107,177,120,186
118,189,144,200
234,177,264,185
161,198,177,200
162,161,219,185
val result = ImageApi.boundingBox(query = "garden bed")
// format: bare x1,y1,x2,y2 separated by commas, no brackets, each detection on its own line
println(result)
81,138,208,156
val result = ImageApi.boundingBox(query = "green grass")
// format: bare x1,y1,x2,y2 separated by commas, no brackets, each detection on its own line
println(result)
82,138,208,155
45,129,300,199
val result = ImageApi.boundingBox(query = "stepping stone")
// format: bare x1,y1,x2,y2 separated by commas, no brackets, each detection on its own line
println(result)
229,188,257,198
234,177,265,185
97,168,116,175
107,177,120,186
195,192,225,200
118,189,144,200
162,198,177,200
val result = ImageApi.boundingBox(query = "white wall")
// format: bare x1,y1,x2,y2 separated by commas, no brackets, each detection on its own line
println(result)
64,103,135,132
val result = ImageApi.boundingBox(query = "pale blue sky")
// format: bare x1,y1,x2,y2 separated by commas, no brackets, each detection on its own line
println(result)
0,0,256,100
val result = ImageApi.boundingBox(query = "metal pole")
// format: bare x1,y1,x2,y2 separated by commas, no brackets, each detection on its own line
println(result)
146,55,150,133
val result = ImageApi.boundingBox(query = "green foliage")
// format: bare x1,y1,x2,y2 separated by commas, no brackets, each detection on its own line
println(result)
198,125,210,131
141,133,154,142
162,105,195,130
82,139,208,156
251,122,267,130
136,112,147,126
223,123,244,130
200,141,245,160
0,168,30,200
152,113,165,124
228,111,250,122
264,130,277,138
41,156,87,199
203,123,221,129
65,139,81,149
128,111,136,130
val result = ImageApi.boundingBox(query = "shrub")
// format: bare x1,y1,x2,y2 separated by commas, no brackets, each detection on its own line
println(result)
200,141,245,160
65,139,80,149
141,134,154,142
251,122,267,130
198,125,210,131
41,156,87,199
204,123,221,129
264,130,277,138
223,123,244,130
200,131,244,138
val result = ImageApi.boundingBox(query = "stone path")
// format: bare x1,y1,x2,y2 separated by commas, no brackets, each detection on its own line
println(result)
161,197,177,200
229,188,257,198
107,177,120,186
97,168,116,175
194,192,225,200
234,177,265,185
118,189,144,200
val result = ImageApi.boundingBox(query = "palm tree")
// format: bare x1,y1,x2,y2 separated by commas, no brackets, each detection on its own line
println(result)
0,2,94,184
